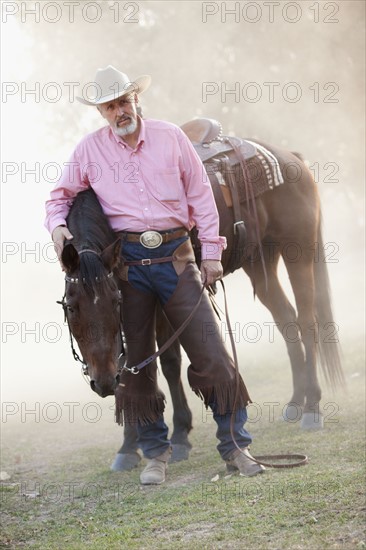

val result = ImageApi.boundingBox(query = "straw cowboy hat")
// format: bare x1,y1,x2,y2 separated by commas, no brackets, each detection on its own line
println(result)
76,65,151,106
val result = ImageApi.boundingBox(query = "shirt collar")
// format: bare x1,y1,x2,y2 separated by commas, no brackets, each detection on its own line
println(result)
110,115,145,150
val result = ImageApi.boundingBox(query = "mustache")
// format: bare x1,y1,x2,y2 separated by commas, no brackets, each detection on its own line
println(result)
116,115,131,124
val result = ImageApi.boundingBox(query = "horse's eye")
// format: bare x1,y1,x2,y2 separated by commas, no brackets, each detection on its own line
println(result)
67,305,74,313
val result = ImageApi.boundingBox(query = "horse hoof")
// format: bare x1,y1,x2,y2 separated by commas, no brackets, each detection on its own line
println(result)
282,403,303,423
169,444,190,463
110,452,141,472
301,412,324,430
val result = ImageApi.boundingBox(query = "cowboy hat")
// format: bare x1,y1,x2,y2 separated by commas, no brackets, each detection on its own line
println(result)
76,65,151,106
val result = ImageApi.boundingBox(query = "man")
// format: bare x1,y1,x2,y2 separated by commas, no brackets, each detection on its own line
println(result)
45,65,264,484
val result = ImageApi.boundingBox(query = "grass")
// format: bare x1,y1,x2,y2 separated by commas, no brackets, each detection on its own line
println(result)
1,345,365,549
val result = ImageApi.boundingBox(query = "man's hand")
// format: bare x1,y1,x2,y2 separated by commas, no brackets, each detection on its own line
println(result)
52,225,74,269
200,259,223,287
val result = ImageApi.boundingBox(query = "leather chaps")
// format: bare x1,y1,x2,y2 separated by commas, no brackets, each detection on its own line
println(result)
115,243,251,426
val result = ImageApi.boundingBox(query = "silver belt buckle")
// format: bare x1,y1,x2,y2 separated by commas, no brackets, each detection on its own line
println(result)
139,230,163,249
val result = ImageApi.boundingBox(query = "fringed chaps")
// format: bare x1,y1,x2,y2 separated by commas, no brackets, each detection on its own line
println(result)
115,251,251,425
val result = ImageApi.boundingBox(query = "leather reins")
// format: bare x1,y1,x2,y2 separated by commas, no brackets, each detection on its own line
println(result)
218,280,308,469
121,278,308,469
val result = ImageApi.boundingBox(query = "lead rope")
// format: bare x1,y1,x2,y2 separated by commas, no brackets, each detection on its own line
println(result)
219,280,308,469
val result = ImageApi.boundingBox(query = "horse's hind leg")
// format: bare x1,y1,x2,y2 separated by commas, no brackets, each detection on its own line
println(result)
156,305,193,462
243,245,308,419
283,253,323,429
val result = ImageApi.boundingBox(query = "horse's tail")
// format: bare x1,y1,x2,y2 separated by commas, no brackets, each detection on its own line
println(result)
314,216,345,389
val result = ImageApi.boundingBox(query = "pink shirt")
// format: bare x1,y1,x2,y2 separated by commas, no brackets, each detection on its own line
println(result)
45,117,226,260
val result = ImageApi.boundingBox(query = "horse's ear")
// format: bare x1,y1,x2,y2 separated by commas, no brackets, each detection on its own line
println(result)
101,238,121,271
61,244,80,273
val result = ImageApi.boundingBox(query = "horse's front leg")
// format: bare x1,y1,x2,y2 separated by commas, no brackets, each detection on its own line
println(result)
156,304,193,462
110,423,142,471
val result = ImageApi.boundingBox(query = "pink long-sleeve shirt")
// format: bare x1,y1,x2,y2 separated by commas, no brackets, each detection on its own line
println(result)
45,117,226,260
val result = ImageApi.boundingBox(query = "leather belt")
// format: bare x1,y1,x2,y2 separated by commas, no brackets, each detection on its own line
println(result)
118,228,188,248
123,256,175,267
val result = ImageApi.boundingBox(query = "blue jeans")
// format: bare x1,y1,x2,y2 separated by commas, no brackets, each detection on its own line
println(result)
121,236,188,305
137,406,252,461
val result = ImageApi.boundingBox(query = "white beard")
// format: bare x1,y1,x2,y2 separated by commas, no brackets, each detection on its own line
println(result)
115,118,137,137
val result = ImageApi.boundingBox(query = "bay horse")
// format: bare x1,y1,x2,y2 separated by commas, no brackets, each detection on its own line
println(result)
59,126,344,471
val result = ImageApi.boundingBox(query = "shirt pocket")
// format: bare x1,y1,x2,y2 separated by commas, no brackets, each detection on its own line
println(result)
153,168,183,202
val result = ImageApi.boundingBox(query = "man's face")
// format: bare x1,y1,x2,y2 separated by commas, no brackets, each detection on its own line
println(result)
98,93,138,137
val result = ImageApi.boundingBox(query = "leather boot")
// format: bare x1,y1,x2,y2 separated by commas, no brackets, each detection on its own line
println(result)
226,447,265,477
140,447,172,485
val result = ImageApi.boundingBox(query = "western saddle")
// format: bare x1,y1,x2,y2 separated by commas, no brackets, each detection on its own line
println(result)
181,118,257,272
181,118,256,163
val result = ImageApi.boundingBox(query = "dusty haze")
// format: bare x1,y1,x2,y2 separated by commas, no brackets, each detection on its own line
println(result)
1,1,365,411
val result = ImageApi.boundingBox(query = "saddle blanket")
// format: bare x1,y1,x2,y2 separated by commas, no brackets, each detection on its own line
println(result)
246,140,284,188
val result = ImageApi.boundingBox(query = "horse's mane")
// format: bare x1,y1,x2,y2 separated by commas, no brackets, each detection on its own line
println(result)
66,188,118,294
67,188,116,251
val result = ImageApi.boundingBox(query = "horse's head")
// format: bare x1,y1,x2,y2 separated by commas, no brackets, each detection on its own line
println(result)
61,239,123,397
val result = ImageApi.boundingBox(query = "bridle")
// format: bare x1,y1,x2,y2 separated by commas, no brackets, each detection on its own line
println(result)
57,248,126,379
